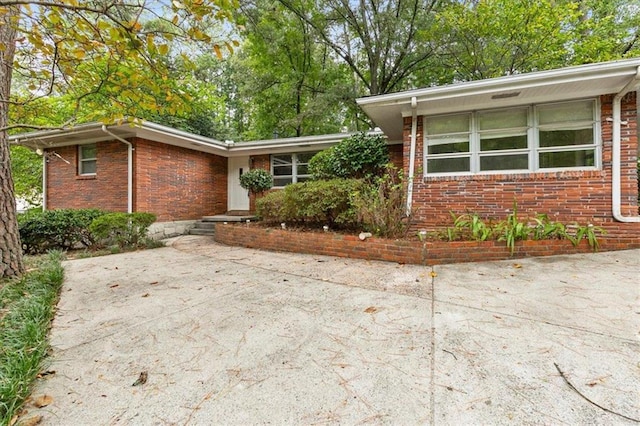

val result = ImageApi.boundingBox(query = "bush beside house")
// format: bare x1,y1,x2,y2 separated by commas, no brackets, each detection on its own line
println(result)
18,209,158,254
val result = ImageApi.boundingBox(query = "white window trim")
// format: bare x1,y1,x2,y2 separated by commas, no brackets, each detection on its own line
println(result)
424,98,600,177
271,152,316,187
78,144,97,176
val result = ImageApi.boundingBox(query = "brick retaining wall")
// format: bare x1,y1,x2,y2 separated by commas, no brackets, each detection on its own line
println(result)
214,223,640,266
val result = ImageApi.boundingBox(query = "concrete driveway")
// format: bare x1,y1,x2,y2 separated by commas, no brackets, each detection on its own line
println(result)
22,236,639,425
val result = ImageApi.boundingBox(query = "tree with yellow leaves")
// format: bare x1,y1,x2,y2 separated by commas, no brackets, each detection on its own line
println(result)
0,0,238,278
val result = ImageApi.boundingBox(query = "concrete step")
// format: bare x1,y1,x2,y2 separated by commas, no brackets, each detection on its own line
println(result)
192,222,216,230
189,228,216,236
202,215,257,222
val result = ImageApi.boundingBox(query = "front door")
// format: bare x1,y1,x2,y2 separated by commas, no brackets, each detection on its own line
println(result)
227,156,251,211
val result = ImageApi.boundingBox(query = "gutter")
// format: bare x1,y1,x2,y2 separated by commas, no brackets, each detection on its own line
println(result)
612,66,640,223
101,125,133,214
406,96,418,216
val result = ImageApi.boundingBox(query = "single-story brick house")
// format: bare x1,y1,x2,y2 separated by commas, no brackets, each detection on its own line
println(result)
11,59,640,238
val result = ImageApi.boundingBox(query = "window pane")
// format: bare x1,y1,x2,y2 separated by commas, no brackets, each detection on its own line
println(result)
428,139,469,154
426,114,469,135
296,152,316,163
81,144,96,159
538,100,593,125
480,134,527,151
427,157,470,173
297,164,309,175
480,154,528,171
539,150,595,168
273,165,292,176
272,155,292,166
81,160,97,174
479,109,527,130
273,177,292,186
539,128,593,147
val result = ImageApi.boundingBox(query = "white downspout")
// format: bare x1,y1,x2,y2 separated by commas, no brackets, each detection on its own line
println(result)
612,66,640,223
42,154,46,211
406,96,418,216
101,125,133,213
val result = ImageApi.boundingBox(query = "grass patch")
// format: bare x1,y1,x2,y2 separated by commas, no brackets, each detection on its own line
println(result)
0,251,64,425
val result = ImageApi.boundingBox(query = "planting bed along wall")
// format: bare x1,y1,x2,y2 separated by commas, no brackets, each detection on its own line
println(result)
214,223,640,266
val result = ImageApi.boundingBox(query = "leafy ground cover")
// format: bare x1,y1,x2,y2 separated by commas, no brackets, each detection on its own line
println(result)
0,252,64,426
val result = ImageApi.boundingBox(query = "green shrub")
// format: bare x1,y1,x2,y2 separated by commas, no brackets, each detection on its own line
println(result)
239,168,273,195
307,149,338,180
18,208,106,254
89,212,157,249
257,179,365,228
309,132,388,180
351,166,411,238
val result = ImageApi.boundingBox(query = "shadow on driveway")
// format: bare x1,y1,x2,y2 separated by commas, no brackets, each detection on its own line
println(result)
22,236,640,424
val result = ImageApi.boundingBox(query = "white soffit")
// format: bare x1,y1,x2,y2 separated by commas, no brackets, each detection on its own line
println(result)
357,59,640,140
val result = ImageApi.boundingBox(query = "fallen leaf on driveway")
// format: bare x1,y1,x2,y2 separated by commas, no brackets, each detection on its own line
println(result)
36,370,56,379
109,284,119,288
429,271,438,278
132,371,148,386
141,293,150,298
16,415,42,426
34,395,53,408
513,263,522,269
364,306,378,314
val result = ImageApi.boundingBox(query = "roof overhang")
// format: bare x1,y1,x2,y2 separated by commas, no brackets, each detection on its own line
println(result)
9,121,231,155
9,121,385,156
356,58,640,140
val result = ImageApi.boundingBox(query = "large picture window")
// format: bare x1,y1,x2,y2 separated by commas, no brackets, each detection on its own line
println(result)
78,144,97,175
424,99,598,175
271,152,317,187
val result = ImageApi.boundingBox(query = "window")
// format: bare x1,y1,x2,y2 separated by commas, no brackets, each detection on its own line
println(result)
271,152,317,187
78,144,97,175
424,99,598,175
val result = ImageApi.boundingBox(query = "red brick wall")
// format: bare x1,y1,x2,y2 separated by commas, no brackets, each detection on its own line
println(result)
45,142,128,212
405,93,640,237
45,139,228,221
214,224,640,266
388,143,403,169
133,138,227,221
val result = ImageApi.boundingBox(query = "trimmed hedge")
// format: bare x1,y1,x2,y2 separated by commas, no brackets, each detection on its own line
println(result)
257,179,366,228
18,209,157,254
18,209,106,254
89,212,157,248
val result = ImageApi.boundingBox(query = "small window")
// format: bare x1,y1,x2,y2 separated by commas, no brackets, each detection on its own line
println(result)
425,113,471,173
536,100,596,169
78,144,97,175
271,152,318,187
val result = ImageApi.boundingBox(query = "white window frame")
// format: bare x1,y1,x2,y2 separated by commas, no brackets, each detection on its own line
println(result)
271,152,317,187
424,98,600,176
78,143,97,176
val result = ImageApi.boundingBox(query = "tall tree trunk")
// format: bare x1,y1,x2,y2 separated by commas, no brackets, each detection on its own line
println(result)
0,6,25,279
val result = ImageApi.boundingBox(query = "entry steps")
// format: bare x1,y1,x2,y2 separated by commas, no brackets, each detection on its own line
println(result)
189,212,257,236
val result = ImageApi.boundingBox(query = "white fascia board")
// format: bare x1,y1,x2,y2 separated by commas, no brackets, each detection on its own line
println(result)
137,121,229,152
356,59,640,108
226,131,387,155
